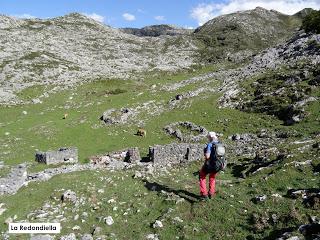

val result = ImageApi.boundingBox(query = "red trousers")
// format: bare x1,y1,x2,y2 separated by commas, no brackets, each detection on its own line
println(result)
199,167,217,196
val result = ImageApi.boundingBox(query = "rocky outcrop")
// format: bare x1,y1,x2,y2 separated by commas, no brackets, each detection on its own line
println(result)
164,121,208,142
219,32,320,111
100,101,164,125
0,164,27,195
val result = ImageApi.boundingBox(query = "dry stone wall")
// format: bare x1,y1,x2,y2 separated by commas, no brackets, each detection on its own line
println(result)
35,147,78,165
149,143,204,167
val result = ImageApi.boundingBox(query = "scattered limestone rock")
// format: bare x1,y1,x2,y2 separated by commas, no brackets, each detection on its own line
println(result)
173,217,183,223
153,220,163,228
81,234,93,240
133,171,143,179
30,235,54,240
60,233,77,240
92,226,102,236
0,203,6,215
90,148,141,165
27,163,99,183
0,164,27,195
61,190,77,203
253,195,267,203
72,225,81,230
101,108,134,125
4,217,13,225
164,121,208,142
32,98,42,104
104,216,114,225
146,234,159,240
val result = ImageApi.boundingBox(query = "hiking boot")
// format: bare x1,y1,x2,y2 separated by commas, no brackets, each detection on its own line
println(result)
200,195,209,201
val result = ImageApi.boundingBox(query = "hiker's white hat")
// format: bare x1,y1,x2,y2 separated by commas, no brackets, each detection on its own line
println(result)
207,131,217,138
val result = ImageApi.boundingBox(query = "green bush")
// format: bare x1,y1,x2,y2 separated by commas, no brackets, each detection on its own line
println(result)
302,10,320,33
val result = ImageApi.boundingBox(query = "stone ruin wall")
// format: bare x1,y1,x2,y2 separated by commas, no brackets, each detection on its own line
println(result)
149,143,205,167
35,147,78,165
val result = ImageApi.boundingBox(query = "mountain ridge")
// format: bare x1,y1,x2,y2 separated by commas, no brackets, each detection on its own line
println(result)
0,7,316,104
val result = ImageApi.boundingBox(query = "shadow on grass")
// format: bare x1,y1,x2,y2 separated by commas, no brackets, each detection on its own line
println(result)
262,227,298,240
142,179,200,204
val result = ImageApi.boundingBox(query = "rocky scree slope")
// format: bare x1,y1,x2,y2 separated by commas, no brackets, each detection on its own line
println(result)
219,31,320,125
0,13,198,104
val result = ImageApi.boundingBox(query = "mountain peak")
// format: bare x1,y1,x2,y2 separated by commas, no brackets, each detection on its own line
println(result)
0,14,23,29
51,12,108,29
121,24,192,37
56,12,91,21
294,8,315,18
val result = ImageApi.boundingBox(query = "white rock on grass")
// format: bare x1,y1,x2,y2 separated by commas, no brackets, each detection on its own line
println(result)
61,190,77,203
173,217,183,223
60,233,77,240
72,225,81,230
30,235,54,240
104,216,114,225
271,193,283,198
81,234,93,240
107,199,115,203
255,195,267,202
153,220,163,228
0,203,6,215
146,234,159,240
4,217,12,225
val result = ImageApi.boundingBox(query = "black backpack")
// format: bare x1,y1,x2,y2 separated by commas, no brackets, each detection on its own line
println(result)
206,143,227,173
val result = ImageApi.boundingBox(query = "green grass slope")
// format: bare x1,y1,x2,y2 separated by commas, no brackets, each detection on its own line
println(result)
0,61,319,239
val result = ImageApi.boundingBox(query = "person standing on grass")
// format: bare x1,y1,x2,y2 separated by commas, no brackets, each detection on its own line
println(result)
199,131,220,200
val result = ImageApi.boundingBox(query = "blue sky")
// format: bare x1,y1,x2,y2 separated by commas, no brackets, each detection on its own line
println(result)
1,0,320,28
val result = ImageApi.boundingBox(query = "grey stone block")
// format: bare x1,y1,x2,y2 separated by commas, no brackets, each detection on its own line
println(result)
35,147,78,165
149,143,204,167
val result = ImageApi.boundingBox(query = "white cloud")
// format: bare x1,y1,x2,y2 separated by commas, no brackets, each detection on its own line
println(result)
122,13,136,21
154,15,166,21
13,13,36,19
137,9,146,13
190,3,219,26
83,13,105,23
184,26,195,30
191,0,320,26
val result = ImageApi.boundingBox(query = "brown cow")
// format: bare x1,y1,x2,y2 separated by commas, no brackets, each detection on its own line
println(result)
137,128,147,137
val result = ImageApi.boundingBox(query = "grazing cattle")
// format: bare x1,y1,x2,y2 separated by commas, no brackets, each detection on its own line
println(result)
63,113,68,119
137,128,147,137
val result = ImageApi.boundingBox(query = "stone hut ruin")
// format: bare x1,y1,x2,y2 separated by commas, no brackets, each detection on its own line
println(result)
90,147,141,165
35,147,78,165
149,143,204,167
